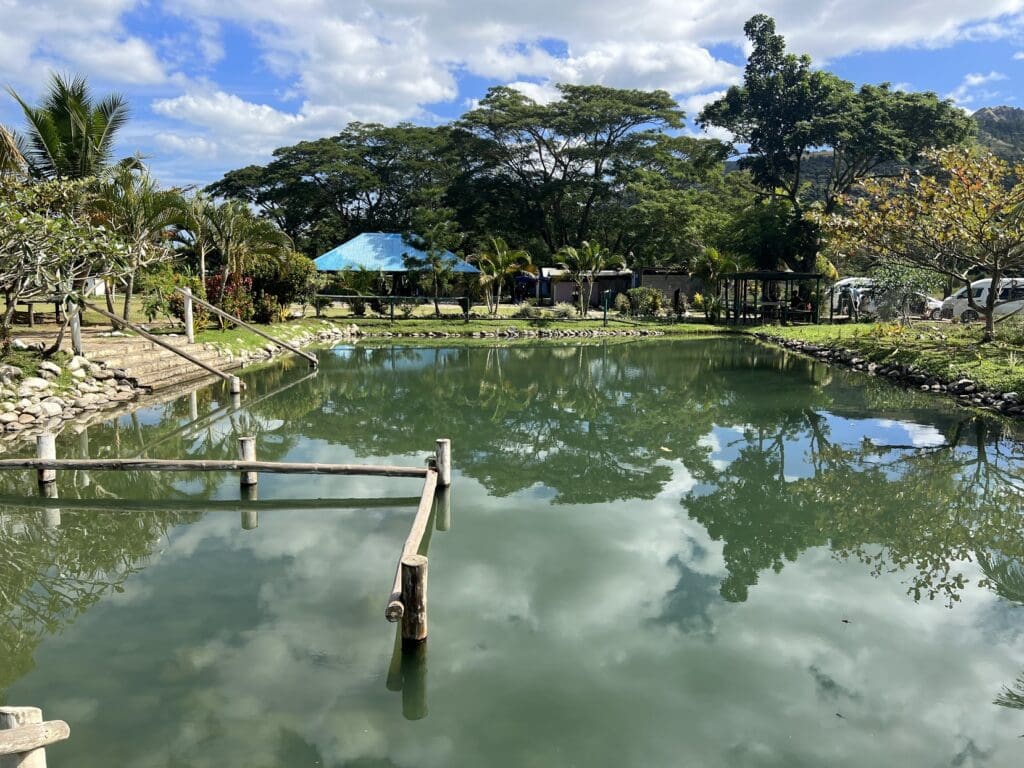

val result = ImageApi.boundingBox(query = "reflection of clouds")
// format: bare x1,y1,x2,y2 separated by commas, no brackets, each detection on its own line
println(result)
873,418,947,448
15,453,1023,767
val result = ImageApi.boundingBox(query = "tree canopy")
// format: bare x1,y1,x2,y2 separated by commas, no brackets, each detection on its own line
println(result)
699,14,974,271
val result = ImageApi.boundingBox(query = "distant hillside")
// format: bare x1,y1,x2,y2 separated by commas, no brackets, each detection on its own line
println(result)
973,106,1024,161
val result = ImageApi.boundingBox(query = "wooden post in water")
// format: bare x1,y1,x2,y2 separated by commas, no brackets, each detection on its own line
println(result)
400,641,428,721
188,391,198,421
238,437,257,487
35,435,55,489
434,486,451,531
400,554,428,644
183,287,195,344
240,483,259,529
230,376,242,396
435,439,451,488
0,706,69,768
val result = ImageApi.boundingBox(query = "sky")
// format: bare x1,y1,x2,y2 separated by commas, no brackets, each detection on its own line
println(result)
4,1,1024,188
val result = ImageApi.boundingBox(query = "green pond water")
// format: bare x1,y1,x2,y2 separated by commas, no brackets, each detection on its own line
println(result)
2,337,1023,767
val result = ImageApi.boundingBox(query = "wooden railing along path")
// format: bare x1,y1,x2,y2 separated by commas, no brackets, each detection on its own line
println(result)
0,707,70,768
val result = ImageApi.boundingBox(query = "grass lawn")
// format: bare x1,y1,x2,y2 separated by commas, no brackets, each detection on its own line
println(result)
749,321,1024,393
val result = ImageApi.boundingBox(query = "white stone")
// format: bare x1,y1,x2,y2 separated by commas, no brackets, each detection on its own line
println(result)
22,376,49,390
38,401,62,418
38,361,61,376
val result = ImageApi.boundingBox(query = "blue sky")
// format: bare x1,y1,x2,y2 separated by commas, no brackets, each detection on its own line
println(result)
3,1,1024,187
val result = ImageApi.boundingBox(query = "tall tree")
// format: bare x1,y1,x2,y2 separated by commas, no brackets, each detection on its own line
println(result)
458,84,687,252
94,164,182,324
7,73,130,180
699,14,973,271
817,146,1024,341
0,125,26,178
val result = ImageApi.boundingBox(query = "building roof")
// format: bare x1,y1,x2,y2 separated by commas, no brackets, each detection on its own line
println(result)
314,232,479,273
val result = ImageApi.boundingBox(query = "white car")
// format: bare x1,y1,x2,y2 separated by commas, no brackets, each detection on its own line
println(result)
941,277,1024,321
859,289,943,320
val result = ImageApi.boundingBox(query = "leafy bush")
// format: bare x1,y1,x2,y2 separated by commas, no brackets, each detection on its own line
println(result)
513,303,541,319
996,313,1024,346
139,267,210,330
613,293,630,313
551,302,578,319
253,293,284,324
625,286,665,316
206,273,255,322
397,300,417,318
251,251,317,307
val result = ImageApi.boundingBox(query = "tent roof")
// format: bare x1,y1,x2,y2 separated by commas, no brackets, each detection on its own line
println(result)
314,232,479,273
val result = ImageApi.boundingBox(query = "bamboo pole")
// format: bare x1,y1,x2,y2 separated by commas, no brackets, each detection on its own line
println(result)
435,438,451,487
35,435,55,487
400,555,428,643
175,288,318,368
183,287,195,344
238,437,257,487
0,494,421,513
385,469,439,621
0,707,69,768
82,302,241,390
0,458,430,477
434,486,451,532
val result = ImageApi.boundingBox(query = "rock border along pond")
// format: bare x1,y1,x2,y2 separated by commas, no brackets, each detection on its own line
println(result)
758,333,1024,419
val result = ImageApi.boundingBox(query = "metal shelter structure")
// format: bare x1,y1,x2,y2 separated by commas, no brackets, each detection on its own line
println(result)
721,270,825,325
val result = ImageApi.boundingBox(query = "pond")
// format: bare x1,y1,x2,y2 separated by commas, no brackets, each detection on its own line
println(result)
1,337,1023,767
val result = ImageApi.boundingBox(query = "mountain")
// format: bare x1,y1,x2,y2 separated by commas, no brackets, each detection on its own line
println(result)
973,106,1024,161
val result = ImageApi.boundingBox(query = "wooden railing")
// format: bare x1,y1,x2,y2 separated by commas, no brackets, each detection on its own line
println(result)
82,301,243,393
0,707,70,767
177,288,318,368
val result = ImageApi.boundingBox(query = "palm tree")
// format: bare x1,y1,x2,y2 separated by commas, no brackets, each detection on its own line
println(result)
172,193,218,288
473,237,535,315
7,73,130,179
556,240,626,316
204,200,291,325
0,125,26,177
94,163,183,323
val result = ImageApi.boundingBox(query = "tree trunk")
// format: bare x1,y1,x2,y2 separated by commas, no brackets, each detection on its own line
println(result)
121,273,135,324
199,249,207,290
104,279,121,329
216,263,230,329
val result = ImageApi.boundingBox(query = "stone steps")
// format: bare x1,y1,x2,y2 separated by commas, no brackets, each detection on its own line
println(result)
74,335,238,391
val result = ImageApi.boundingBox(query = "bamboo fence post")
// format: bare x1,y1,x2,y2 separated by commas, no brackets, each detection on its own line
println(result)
435,439,451,487
67,301,82,357
35,435,55,488
183,287,195,344
400,641,428,721
0,707,69,768
238,437,257,487
386,469,438,621
230,376,242,395
400,554,428,644
434,486,451,532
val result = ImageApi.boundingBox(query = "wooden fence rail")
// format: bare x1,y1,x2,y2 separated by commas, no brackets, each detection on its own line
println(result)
0,707,69,767
177,287,319,368
0,457,430,478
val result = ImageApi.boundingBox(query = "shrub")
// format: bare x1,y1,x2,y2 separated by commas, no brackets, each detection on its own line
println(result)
253,293,284,324
139,267,210,330
206,273,255,322
251,251,317,308
613,293,630,313
513,303,541,319
996,313,1024,346
625,286,665,316
692,292,705,311
397,300,417,318
551,302,578,319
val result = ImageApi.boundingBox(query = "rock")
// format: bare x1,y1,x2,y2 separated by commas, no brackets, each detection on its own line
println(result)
38,361,61,376
21,403,41,416
18,412,36,424
0,412,18,424
21,376,49,391
38,401,62,418
0,364,23,380
71,368,88,379
5,422,25,432
68,356,89,372
10,339,29,351
92,369,115,380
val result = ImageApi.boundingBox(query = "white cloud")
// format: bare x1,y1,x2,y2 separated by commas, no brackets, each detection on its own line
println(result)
945,70,1009,106
6,1,1024,180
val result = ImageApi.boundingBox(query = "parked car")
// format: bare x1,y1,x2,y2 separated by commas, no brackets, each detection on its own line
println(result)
858,288,943,320
940,277,1024,321
831,277,873,313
